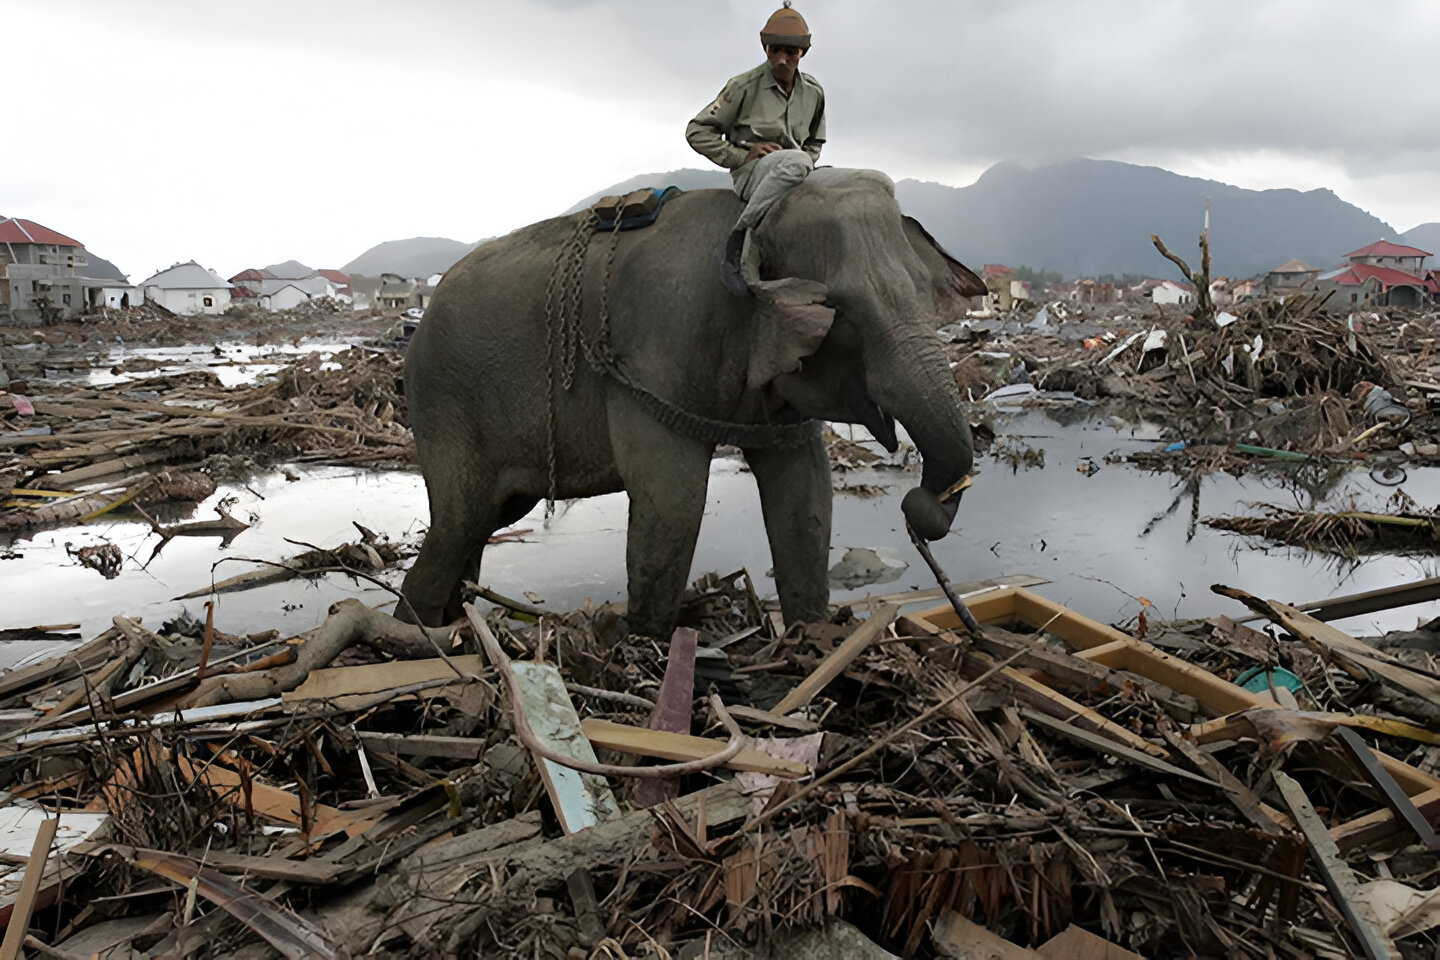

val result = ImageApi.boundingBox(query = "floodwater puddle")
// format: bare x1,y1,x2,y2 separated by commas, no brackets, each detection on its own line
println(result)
3,406,1435,667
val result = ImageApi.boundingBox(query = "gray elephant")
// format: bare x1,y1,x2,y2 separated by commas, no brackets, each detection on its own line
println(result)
401,169,983,636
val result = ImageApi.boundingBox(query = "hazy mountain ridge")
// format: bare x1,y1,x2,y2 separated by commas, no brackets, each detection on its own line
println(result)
342,237,485,279
341,158,1412,280
1400,222,1440,255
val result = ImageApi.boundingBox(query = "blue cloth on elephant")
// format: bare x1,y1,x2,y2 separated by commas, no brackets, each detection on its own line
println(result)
595,186,682,232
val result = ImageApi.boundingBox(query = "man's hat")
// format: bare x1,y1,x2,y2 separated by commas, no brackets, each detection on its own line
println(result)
761,2,810,50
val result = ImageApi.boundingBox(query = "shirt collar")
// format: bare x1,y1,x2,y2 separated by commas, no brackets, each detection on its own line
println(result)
760,64,804,95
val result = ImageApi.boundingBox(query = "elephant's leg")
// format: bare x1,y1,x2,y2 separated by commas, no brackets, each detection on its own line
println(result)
401,481,509,627
745,433,832,627
609,403,714,639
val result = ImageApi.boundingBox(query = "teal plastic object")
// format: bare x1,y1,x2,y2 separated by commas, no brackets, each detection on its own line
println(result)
1235,666,1305,696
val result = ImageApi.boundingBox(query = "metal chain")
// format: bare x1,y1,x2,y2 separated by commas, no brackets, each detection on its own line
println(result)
541,205,817,516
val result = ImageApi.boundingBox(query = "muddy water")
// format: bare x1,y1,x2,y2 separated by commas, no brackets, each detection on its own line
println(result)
3,405,1436,666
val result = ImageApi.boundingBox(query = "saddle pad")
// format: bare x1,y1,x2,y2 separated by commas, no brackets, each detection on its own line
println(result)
592,185,681,232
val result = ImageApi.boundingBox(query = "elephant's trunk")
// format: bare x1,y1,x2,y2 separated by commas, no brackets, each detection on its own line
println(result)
865,323,974,541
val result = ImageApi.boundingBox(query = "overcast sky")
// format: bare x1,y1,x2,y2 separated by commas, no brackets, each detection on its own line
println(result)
9,0,1440,282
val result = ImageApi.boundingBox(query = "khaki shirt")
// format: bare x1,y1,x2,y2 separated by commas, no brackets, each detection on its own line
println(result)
686,63,826,193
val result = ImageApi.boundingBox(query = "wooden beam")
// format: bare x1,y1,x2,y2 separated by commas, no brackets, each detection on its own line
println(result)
580,719,810,778
510,662,621,834
0,817,57,960
1332,786,1440,852
357,733,484,762
1070,639,1131,667
281,655,485,703
1333,728,1440,852
768,604,898,716
1020,709,1212,786
1275,771,1397,960
1235,575,1440,625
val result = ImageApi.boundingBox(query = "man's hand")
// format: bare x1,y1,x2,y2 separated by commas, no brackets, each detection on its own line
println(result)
743,141,782,164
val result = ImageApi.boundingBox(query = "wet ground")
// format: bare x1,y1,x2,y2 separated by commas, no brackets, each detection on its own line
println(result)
4,397,1435,668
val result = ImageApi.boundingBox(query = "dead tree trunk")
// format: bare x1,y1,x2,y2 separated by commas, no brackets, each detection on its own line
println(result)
1151,230,1216,325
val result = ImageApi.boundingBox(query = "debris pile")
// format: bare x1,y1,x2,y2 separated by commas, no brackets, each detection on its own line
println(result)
2,347,412,533
0,568,1435,958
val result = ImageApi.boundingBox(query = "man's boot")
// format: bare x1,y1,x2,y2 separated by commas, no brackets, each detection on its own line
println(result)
720,227,748,296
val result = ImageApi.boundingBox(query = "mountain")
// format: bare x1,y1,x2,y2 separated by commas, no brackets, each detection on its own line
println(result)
564,169,731,215
1400,223,1440,255
569,158,1399,279
263,259,316,279
343,238,484,279
82,252,128,282
894,159,1395,278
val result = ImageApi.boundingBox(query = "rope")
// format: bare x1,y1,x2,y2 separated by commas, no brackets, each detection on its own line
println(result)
541,212,821,516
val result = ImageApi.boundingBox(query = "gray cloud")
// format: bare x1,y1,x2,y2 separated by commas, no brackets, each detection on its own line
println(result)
9,0,1440,276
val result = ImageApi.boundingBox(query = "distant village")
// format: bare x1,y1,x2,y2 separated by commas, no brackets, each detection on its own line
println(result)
0,217,436,326
2,214,1438,326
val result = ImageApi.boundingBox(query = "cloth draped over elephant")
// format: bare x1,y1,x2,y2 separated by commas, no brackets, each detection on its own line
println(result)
400,168,985,638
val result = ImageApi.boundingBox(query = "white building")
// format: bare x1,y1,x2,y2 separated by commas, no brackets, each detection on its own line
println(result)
139,261,233,315
258,280,311,311
1150,280,1195,305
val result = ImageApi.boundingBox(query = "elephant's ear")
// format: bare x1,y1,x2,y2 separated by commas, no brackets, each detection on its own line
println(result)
746,278,835,389
902,216,987,326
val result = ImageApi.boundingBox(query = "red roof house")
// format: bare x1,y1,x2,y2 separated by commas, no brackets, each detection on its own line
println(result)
0,217,83,248
1343,240,1432,260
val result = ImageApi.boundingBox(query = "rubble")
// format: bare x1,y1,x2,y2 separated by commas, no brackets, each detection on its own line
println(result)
0,560,1431,958
1,283,1438,958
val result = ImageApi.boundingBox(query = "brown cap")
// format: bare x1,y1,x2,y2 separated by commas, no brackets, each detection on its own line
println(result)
761,2,810,50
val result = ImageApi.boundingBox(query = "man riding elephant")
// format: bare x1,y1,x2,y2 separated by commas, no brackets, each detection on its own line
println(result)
686,2,824,294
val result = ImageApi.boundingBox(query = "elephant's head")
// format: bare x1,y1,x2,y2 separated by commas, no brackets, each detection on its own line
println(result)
746,170,985,540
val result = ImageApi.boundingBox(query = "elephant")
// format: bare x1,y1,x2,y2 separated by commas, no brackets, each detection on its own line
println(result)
400,169,985,636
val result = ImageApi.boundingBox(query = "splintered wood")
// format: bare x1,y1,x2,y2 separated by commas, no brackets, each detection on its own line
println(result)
0,569,1431,958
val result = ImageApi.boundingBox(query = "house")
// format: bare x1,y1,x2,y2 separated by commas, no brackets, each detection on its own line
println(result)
1150,280,1195,305
318,269,352,298
1230,278,1257,302
257,279,313,311
1263,258,1319,298
1343,240,1430,274
1308,240,1432,308
980,264,1031,312
1312,263,1427,308
376,274,420,310
227,268,345,311
1072,278,1120,304
0,217,139,324
139,261,233,315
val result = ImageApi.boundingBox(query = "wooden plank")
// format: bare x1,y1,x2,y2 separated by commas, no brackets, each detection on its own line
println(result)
0,816,57,959
1270,601,1440,704
864,573,1050,609
1332,787,1440,852
281,655,484,702
1333,727,1440,852
1236,575,1440,625
769,604,899,716
181,850,345,883
1274,771,1398,960
511,661,621,834
971,625,1200,723
581,719,810,778
175,755,368,841
1070,639,1131,667
1036,925,1147,960
1190,712,1439,798
962,651,1166,757
1020,709,1213,786
357,733,483,761
934,908,1039,958
912,587,1440,817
